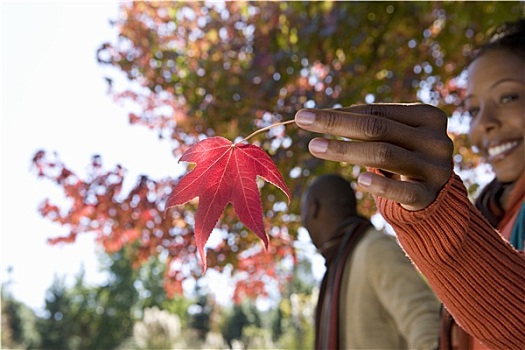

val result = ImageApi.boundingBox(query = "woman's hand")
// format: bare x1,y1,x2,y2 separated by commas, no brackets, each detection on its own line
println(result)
295,103,454,211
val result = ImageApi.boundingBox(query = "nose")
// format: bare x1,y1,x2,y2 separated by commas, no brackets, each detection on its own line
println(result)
470,103,501,136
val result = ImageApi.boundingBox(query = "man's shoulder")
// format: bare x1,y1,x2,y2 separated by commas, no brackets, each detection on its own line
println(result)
357,227,405,258
360,226,398,246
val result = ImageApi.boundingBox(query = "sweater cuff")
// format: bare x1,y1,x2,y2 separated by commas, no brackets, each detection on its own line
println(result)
371,171,472,260
374,171,470,225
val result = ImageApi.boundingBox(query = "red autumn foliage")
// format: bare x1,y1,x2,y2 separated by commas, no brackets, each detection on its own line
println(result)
166,136,291,270
32,149,295,299
32,151,191,295
32,3,519,302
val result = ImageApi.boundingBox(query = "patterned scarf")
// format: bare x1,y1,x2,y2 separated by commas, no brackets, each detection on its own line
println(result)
475,173,525,249
314,216,371,350
475,178,508,228
510,204,525,250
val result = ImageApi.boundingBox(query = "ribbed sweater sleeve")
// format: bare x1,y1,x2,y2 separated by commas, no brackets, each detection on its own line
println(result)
374,172,525,350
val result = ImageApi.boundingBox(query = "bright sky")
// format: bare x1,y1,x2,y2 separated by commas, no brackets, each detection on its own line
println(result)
1,1,180,312
1,1,325,313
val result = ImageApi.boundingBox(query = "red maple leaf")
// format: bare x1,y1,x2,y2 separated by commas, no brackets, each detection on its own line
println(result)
166,136,291,270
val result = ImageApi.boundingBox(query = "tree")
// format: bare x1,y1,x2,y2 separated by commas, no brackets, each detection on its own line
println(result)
1,277,40,349
35,246,188,349
270,257,317,349
221,303,249,349
36,276,76,349
32,2,524,301
188,283,213,342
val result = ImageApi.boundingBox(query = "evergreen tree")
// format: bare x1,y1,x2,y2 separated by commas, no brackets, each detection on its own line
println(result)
221,304,249,349
35,246,161,349
36,277,75,349
1,277,40,349
188,283,212,342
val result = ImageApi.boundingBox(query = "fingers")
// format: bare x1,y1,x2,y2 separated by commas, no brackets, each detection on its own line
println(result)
308,138,431,180
296,103,448,137
337,103,448,129
308,137,451,186
295,103,454,211
295,104,450,156
356,172,436,211
295,108,410,141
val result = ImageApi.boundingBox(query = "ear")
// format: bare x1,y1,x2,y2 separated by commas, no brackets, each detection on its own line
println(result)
310,199,320,220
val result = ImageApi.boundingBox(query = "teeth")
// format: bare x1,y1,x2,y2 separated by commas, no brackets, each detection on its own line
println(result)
488,141,518,157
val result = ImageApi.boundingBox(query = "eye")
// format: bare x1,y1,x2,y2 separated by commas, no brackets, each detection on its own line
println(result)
500,94,518,104
467,107,480,118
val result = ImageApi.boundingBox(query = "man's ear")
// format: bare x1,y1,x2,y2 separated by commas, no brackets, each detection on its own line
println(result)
310,199,320,219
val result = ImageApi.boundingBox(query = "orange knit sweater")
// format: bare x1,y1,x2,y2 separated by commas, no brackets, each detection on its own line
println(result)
375,173,525,350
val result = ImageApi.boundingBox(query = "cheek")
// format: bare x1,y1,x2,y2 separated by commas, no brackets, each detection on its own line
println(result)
514,114,525,134
468,120,483,150
505,111,525,137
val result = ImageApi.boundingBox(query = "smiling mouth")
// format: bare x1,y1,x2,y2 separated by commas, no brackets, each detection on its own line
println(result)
487,140,520,160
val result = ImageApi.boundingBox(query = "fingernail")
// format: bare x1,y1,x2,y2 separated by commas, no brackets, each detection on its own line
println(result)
295,110,315,125
309,139,328,153
358,173,372,187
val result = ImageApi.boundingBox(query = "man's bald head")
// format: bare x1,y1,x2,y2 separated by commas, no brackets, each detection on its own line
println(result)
301,174,358,248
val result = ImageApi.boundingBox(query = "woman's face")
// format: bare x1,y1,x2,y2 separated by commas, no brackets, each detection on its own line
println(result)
467,48,525,183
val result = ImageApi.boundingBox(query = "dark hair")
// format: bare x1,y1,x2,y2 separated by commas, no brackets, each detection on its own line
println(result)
471,19,525,63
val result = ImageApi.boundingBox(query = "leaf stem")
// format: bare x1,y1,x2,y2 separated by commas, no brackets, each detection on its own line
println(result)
235,119,296,145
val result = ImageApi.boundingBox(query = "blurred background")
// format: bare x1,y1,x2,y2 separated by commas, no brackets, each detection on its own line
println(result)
2,1,523,349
